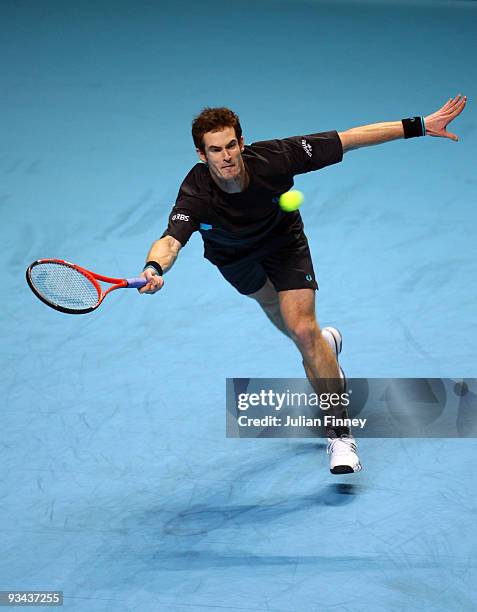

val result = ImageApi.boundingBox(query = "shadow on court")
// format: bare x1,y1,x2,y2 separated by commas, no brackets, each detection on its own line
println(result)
161,483,360,536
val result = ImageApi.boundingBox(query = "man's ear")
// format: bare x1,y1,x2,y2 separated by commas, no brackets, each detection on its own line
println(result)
196,147,207,163
239,136,244,152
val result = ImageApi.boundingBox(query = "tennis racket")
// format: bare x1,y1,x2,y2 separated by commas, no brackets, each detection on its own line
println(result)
26,259,148,315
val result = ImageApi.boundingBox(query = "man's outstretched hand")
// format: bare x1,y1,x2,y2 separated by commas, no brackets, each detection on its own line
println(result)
424,94,467,141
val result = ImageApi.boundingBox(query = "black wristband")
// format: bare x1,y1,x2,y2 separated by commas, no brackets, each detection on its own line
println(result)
402,116,426,139
143,261,163,276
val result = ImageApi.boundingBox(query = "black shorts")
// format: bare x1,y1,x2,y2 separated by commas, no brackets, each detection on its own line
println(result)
204,231,318,295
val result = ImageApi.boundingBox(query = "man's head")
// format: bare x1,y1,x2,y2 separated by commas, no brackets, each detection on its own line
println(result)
192,107,246,191
192,107,242,153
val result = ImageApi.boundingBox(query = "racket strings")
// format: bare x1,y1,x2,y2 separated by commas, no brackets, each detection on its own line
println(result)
30,263,100,310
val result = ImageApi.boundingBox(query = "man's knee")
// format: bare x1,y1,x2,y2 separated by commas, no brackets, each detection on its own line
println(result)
287,317,320,351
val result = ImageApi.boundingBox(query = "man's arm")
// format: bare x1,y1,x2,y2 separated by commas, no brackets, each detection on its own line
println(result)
338,94,467,153
139,235,182,294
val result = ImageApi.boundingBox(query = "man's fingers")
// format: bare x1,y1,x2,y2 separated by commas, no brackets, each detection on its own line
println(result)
145,281,161,293
450,94,465,107
449,94,465,112
138,276,163,294
440,95,458,110
454,96,467,113
431,96,466,132
441,94,465,114
442,97,466,122
140,286,159,294
441,98,453,112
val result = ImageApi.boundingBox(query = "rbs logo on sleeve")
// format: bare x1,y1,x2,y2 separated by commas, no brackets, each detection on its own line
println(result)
172,213,189,222
301,138,313,158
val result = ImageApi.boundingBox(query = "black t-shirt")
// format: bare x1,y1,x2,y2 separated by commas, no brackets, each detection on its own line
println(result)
161,131,343,259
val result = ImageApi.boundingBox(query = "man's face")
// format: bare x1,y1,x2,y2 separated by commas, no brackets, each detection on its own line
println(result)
198,127,245,185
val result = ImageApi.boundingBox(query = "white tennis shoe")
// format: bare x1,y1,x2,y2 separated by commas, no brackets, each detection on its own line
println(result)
327,435,362,474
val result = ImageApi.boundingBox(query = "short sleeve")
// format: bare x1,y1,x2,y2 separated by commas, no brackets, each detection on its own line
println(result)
161,166,206,246
161,201,200,247
251,130,343,177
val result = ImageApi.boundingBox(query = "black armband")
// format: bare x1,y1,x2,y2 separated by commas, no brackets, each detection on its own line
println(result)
402,117,426,139
143,261,163,276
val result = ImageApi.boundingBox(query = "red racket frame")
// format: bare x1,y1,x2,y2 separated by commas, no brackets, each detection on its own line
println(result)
26,258,147,315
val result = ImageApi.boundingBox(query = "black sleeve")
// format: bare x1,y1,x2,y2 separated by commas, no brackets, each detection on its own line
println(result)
160,200,201,247
251,130,343,177
161,167,204,246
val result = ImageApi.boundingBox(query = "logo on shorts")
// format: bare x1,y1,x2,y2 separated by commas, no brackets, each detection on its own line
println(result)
301,139,313,158
172,213,189,221
306,274,313,281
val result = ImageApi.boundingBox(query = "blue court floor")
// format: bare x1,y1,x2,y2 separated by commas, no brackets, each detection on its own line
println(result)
2,0,477,610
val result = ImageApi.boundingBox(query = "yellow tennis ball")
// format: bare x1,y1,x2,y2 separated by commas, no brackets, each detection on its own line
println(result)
279,190,304,212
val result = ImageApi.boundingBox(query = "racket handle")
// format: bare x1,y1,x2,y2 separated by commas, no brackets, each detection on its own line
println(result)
126,277,148,289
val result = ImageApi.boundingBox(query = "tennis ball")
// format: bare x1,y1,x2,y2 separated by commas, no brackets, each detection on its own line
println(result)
279,190,304,212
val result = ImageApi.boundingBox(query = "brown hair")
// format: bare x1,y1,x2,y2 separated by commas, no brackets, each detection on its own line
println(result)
192,107,242,152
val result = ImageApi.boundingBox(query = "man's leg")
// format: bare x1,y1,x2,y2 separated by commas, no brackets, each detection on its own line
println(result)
278,288,361,473
248,280,342,408
249,280,339,378
278,288,340,379
247,279,340,378
248,280,361,473
246,277,291,338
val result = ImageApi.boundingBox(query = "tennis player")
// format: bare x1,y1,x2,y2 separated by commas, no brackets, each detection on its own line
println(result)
139,95,466,474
